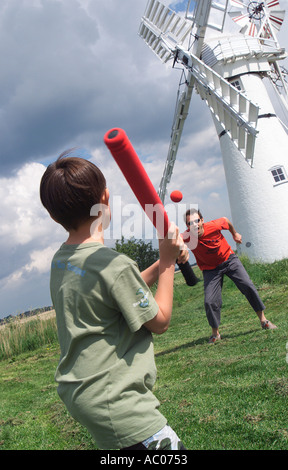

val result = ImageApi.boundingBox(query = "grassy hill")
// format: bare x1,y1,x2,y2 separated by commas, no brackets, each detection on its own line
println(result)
0,257,287,450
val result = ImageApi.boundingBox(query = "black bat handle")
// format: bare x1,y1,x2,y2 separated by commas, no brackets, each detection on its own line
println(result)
177,261,199,286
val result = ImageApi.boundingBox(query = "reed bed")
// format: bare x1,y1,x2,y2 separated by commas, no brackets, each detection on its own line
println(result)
0,315,58,360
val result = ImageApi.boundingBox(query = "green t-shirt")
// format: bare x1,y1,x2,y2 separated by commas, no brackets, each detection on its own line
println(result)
50,242,166,449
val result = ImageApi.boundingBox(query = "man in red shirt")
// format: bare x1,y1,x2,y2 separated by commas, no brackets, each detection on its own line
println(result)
182,209,277,343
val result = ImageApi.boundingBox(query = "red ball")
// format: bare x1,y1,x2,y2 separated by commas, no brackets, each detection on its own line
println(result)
170,190,183,203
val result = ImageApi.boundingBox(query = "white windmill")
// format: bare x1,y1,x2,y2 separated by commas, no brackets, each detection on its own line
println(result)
139,0,288,263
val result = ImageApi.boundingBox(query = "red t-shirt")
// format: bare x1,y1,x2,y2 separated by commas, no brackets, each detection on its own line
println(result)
181,218,234,271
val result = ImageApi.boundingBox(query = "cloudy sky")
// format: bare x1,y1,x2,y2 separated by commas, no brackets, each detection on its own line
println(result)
1,0,288,319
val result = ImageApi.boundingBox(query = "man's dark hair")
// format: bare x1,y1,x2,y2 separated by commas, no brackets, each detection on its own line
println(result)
184,208,203,224
40,151,106,231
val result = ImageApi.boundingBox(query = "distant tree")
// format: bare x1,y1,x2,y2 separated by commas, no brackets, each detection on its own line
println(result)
115,237,159,271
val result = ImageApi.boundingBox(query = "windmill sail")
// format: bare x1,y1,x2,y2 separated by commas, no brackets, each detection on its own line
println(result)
158,72,195,201
175,47,259,165
139,0,193,64
139,0,260,200
139,0,196,201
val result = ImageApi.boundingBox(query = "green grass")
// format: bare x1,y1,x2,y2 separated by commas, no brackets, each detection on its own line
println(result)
0,258,287,450
0,344,95,450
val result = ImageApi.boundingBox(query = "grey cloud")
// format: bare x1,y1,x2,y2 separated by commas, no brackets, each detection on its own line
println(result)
0,0,184,176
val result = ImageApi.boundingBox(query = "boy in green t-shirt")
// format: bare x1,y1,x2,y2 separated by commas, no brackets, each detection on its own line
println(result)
40,152,188,450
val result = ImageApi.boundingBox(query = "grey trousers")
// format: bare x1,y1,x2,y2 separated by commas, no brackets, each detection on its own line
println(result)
203,254,265,329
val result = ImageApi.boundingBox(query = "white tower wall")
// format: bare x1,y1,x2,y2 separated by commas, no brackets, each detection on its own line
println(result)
212,73,288,262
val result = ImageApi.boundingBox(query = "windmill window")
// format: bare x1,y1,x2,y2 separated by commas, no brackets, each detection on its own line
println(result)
230,79,242,91
270,166,287,185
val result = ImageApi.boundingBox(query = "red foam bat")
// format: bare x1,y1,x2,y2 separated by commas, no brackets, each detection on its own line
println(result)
104,128,169,238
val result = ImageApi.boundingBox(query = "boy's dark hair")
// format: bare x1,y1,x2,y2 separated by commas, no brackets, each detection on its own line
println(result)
40,151,106,231
184,208,203,224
